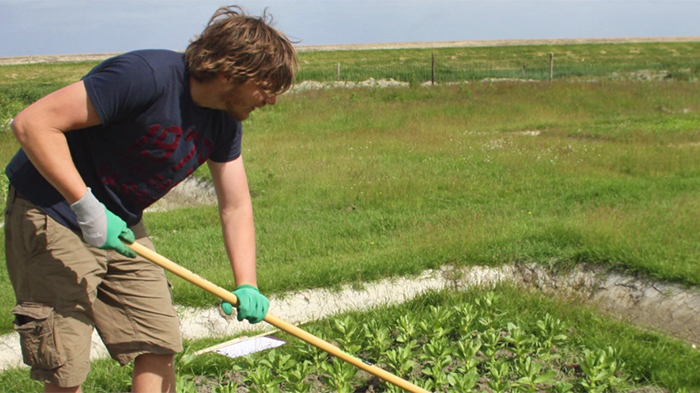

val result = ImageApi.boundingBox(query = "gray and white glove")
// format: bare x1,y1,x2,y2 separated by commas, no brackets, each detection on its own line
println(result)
70,188,136,258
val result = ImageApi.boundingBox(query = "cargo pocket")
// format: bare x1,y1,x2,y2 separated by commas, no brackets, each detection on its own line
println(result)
12,303,66,369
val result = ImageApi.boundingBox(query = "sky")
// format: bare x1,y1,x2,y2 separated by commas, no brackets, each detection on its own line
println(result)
1,0,699,57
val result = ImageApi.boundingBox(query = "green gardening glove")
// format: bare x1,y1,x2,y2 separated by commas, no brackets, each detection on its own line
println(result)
221,284,269,324
70,188,136,258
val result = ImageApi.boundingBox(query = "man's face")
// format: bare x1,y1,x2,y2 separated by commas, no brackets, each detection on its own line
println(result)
218,79,277,121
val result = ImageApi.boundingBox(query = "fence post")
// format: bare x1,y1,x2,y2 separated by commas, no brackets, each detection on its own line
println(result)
431,53,436,85
549,53,554,81
337,63,341,81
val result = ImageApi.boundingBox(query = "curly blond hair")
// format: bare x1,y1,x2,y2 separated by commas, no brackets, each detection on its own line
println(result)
185,6,298,95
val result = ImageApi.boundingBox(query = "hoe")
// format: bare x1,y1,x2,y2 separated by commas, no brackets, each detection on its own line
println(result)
126,241,430,393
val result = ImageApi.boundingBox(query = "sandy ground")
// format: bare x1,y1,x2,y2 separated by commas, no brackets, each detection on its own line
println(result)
1,36,699,65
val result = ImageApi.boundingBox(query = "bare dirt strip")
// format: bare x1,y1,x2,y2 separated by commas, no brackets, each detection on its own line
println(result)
1,260,698,370
1,36,699,65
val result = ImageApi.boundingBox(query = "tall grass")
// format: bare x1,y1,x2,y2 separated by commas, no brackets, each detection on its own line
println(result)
1,78,699,332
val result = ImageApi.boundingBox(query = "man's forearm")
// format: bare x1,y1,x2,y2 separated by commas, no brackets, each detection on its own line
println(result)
220,206,258,288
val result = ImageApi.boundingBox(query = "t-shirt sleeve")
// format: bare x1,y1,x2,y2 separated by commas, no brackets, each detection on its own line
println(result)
82,54,158,125
208,120,243,163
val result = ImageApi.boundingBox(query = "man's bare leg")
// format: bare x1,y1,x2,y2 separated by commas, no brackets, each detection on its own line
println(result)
131,353,176,393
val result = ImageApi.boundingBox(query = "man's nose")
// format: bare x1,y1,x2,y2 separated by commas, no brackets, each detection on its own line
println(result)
264,96,277,105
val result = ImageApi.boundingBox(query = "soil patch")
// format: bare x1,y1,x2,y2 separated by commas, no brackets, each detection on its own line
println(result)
144,177,217,212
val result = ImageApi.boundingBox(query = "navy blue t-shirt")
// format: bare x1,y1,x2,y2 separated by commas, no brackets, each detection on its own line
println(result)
6,50,242,230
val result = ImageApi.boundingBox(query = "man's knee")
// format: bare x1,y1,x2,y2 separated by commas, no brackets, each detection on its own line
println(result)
134,353,175,370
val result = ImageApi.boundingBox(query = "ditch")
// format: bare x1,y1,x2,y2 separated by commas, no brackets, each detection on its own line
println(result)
1,178,698,378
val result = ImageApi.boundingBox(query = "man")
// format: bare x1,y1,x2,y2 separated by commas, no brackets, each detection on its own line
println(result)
5,6,297,393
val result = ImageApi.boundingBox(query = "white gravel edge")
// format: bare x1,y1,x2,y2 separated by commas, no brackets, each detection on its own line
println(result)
2,263,699,371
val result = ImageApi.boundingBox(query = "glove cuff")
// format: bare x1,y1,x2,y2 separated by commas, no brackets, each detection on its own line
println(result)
70,188,103,224
235,284,259,292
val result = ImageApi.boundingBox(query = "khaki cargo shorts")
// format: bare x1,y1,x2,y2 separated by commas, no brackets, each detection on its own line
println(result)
4,187,183,387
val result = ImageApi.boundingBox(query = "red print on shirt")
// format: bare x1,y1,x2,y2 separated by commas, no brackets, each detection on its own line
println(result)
100,124,214,208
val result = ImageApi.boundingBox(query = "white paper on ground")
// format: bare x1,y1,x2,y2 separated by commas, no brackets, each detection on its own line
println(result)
215,336,286,359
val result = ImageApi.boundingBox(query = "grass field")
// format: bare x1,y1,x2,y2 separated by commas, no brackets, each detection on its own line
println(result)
296,41,700,82
1,41,699,391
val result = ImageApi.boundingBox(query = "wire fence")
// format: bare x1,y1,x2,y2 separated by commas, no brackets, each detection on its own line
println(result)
297,52,700,84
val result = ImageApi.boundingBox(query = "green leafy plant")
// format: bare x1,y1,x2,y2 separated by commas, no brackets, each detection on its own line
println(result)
535,313,568,360
454,303,478,336
448,369,480,392
419,337,454,391
579,347,626,393
422,362,451,391
384,345,416,379
213,381,239,393
331,316,363,355
363,319,394,361
475,291,501,315
259,349,296,376
420,336,456,368
455,338,481,372
175,373,197,393
320,358,358,393
513,357,557,393
481,330,504,361
505,322,536,359
244,364,286,393
417,305,455,339
175,353,199,393
281,360,314,393
487,359,512,393
395,314,419,346
293,338,329,371
554,382,575,393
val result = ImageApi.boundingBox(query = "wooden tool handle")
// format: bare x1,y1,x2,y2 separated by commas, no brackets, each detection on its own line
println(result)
126,241,429,393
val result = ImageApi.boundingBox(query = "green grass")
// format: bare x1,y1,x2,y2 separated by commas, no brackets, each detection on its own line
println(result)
147,81,700,301
1,42,700,389
1,80,700,330
2,285,697,392
296,41,700,82
2,80,700,329
0,62,99,123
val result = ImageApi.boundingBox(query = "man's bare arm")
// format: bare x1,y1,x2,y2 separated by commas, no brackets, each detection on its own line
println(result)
10,80,101,203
